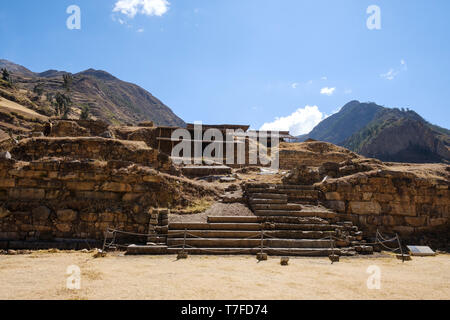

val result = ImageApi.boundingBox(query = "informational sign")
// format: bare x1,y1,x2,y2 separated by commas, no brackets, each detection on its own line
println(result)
407,246,436,256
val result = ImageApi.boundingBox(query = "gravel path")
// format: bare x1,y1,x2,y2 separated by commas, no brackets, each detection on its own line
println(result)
170,202,254,223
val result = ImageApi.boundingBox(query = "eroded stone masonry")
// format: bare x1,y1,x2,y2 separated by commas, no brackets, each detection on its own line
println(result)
0,119,449,252
0,156,216,248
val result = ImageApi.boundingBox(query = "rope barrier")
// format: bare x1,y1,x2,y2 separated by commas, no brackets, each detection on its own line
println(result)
102,226,406,258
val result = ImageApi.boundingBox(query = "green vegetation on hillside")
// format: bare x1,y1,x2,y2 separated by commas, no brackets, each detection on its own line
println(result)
0,59,186,127
301,100,450,163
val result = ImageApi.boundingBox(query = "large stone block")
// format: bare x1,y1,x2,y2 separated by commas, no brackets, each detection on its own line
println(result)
32,206,51,221
57,209,78,222
122,193,142,202
101,182,132,193
0,179,15,188
143,175,161,183
17,179,38,188
116,212,128,223
376,193,395,202
325,192,341,201
389,202,416,217
8,188,45,200
66,181,96,191
134,212,150,224
55,223,72,233
429,218,448,227
80,212,98,222
0,207,11,219
404,216,427,227
362,192,373,201
392,226,414,235
326,200,346,213
99,212,115,222
23,170,48,179
350,201,381,215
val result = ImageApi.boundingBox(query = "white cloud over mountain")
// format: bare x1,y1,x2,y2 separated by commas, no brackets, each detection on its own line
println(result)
260,105,326,136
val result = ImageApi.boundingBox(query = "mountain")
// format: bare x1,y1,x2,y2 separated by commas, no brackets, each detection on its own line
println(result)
0,59,36,78
0,59,185,127
299,101,450,163
303,101,384,145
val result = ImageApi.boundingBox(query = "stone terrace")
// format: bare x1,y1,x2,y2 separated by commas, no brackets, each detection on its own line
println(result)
11,137,171,171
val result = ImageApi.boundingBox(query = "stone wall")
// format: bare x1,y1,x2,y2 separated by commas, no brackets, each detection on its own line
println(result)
10,137,171,171
0,158,217,245
317,169,450,238
279,141,360,170
48,120,110,138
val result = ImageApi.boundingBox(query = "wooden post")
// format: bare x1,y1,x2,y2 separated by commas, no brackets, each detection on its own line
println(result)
260,229,264,253
396,233,405,263
183,228,187,253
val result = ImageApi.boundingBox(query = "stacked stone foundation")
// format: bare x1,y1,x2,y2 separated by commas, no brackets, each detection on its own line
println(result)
0,158,214,248
317,170,449,247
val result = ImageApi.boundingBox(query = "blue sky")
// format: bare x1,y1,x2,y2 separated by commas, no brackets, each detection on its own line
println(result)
0,0,449,134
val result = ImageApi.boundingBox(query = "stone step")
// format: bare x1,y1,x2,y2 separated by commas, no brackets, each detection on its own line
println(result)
169,221,338,232
247,186,316,193
249,199,287,205
207,216,330,225
254,210,336,219
245,183,279,189
167,230,335,239
170,222,263,231
247,188,286,194
276,185,316,190
282,190,319,197
207,216,261,223
171,222,340,232
251,204,303,211
167,238,334,249
250,193,287,200
166,247,346,257
288,199,319,206
126,245,168,255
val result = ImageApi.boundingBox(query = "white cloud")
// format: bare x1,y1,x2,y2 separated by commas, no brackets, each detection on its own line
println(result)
113,0,170,18
401,59,408,71
260,105,326,136
320,87,336,96
380,68,398,80
381,60,407,80
137,28,145,32
291,82,299,89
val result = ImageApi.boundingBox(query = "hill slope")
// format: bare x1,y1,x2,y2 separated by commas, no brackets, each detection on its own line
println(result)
0,59,185,127
300,101,450,163
303,101,383,145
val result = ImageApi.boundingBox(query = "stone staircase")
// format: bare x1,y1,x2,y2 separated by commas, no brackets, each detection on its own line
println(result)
126,184,373,256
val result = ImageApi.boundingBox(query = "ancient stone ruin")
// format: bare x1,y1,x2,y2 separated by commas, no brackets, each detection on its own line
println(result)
0,119,448,254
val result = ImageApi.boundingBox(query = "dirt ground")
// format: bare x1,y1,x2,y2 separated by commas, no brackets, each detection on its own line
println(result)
0,251,448,300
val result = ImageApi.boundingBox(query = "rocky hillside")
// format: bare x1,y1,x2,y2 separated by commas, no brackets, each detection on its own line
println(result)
299,101,450,163
0,59,185,127
298,101,383,145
